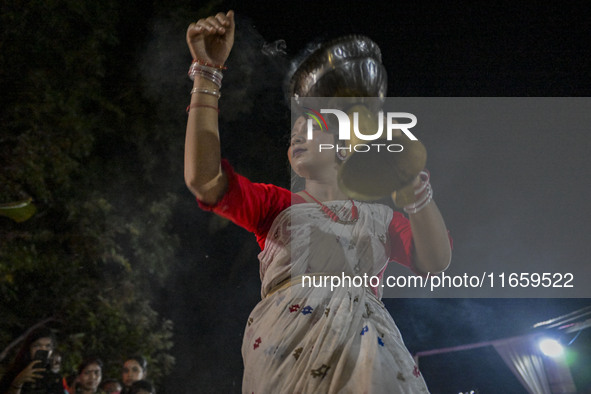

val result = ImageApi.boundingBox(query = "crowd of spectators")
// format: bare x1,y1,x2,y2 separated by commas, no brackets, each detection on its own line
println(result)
0,327,156,394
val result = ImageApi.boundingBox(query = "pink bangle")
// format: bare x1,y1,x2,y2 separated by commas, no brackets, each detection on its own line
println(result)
192,58,227,70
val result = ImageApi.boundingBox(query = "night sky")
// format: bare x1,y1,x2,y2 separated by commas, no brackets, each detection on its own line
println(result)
135,1,591,392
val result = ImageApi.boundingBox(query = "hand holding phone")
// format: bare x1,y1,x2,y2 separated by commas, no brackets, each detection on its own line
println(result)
12,358,46,388
33,350,49,368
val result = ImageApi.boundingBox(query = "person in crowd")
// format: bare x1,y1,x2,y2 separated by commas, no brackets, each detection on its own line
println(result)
120,357,147,394
99,379,121,394
128,381,154,394
73,358,102,394
48,351,62,375
49,351,68,393
0,326,64,394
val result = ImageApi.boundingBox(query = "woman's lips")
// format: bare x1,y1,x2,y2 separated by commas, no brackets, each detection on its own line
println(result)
292,147,307,158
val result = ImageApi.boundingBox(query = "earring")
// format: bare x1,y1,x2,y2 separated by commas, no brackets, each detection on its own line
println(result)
336,149,347,161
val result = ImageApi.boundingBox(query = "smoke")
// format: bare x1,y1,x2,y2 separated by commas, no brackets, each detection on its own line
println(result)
137,12,290,121
135,11,294,392
137,15,188,115
262,39,287,57
218,14,289,123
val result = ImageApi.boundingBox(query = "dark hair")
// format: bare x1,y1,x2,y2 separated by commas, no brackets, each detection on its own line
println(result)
124,355,148,371
0,326,57,392
100,378,121,386
100,378,122,391
77,357,103,375
129,380,155,394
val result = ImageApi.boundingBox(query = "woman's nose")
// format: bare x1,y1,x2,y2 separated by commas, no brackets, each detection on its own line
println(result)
291,134,305,145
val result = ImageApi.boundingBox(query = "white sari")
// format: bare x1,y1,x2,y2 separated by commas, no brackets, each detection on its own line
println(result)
242,201,429,393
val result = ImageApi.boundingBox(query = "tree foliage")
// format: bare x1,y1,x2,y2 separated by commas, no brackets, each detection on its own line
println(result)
1,0,295,390
0,0,176,384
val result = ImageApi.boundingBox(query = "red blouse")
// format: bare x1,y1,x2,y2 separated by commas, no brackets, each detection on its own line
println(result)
197,159,417,271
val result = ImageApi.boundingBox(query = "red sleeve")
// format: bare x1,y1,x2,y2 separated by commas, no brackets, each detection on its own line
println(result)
387,211,453,274
387,211,415,270
196,159,293,250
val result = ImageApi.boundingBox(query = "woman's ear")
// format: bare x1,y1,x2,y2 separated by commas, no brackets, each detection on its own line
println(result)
336,146,348,161
334,135,349,162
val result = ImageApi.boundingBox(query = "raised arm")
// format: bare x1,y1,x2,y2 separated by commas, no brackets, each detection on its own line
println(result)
184,10,235,204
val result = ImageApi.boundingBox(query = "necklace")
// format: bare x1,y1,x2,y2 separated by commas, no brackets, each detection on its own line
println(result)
302,190,359,224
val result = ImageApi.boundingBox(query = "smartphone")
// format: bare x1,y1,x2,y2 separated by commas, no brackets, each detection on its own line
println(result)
33,349,49,367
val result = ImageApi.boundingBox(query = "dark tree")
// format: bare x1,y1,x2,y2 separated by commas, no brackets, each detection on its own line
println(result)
0,0,176,383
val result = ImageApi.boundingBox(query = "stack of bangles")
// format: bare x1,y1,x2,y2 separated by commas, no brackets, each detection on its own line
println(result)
187,58,225,114
403,170,433,214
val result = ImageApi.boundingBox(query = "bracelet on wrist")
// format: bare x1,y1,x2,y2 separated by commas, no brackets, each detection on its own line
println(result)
192,58,227,70
403,170,433,214
190,87,221,99
186,103,220,114
188,62,223,87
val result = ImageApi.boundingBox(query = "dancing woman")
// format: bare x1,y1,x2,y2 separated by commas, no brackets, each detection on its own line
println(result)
184,10,451,393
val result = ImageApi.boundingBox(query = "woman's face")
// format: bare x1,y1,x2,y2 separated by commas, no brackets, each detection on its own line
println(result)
78,363,102,392
50,353,62,373
288,116,339,179
122,359,146,387
29,337,53,360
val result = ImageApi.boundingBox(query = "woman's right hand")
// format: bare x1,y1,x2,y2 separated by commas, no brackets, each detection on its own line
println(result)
12,360,45,388
186,10,235,66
